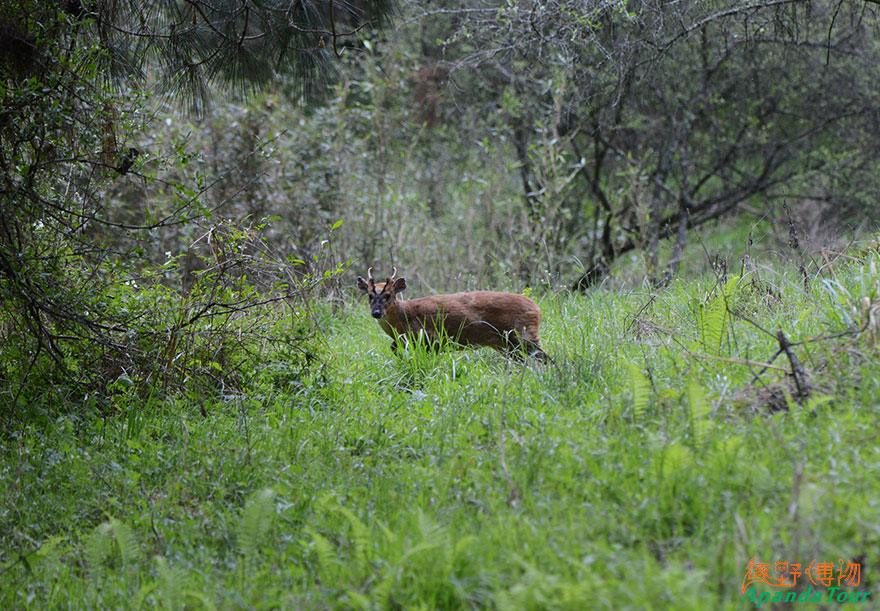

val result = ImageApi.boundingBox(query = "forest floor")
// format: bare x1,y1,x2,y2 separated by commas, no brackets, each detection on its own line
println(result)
2,248,879,609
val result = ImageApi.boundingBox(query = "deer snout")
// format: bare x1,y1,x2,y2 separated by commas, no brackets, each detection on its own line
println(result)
371,308,383,319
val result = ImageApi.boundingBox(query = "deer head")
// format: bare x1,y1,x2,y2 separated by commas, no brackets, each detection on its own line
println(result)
357,267,406,319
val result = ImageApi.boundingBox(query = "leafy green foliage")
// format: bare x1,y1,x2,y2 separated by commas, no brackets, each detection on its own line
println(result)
372,1,880,287
0,0,394,426
695,277,738,356
86,518,138,577
627,360,650,418
238,487,277,566
686,377,711,446
3,254,879,608
1,0,395,108
3,0,880,607
154,555,188,611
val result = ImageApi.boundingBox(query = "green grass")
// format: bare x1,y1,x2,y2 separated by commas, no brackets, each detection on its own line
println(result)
2,254,880,609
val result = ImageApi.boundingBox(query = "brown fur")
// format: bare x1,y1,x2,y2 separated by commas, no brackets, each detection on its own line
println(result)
357,270,548,361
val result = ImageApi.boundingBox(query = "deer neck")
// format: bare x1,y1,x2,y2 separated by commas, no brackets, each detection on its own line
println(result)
383,298,408,332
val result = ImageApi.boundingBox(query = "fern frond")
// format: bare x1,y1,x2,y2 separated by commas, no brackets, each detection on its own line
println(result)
304,527,337,578
697,276,738,355
155,555,187,611
86,518,139,578
85,522,114,579
627,361,650,417
109,518,138,568
334,505,371,564
238,487,277,562
417,510,446,548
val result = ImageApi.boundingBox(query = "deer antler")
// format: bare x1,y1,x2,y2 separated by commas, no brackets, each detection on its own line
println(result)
389,267,397,282
367,267,374,286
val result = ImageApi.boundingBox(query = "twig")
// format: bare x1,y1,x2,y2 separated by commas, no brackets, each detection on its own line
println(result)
625,293,658,336
776,329,812,402
0,540,42,578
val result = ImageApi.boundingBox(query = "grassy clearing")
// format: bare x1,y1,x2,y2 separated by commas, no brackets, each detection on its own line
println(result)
2,252,880,609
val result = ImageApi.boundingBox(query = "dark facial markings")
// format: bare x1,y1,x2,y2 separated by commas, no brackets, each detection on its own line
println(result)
368,288,393,318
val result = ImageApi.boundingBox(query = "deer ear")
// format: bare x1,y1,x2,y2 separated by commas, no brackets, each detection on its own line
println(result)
393,277,407,293
356,277,369,292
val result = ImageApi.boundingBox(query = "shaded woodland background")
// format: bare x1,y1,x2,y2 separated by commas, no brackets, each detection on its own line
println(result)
2,0,880,418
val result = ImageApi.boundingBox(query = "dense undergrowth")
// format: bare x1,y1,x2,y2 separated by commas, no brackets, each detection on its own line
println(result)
1,245,879,609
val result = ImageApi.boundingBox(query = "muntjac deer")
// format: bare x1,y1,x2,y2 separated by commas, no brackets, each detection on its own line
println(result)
356,268,548,361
